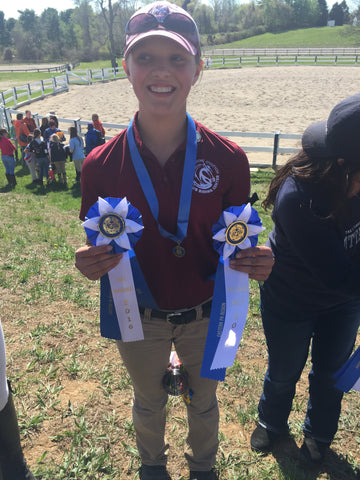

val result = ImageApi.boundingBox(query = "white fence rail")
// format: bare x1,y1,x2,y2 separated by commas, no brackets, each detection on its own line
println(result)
0,106,301,169
0,68,126,109
65,67,126,85
0,76,69,109
204,47,360,56
205,54,360,68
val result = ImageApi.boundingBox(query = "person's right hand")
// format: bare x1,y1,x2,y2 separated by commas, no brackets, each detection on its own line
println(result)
75,244,123,280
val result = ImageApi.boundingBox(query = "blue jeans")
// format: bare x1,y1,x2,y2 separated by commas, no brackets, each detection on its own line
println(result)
37,156,49,182
1,155,15,174
258,299,360,443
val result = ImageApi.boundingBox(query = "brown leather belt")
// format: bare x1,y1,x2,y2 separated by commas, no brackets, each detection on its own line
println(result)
139,300,212,325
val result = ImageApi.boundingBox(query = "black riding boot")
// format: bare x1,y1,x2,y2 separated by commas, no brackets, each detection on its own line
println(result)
10,175,17,186
5,174,11,185
0,390,35,480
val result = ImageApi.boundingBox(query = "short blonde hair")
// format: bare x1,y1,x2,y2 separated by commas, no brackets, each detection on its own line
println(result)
50,134,60,143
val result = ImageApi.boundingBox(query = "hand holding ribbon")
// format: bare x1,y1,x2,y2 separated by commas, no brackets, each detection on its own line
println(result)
82,197,144,342
201,203,265,380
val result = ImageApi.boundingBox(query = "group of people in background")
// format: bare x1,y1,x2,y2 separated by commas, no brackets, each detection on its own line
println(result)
0,110,106,188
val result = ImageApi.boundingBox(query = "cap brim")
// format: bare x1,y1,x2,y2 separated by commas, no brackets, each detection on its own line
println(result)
124,30,198,57
302,121,331,157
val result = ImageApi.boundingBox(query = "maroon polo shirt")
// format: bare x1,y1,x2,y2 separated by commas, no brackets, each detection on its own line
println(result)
80,114,250,310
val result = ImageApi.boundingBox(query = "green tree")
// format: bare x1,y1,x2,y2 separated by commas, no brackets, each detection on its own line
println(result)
193,3,216,34
73,0,96,61
0,11,8,47
41,8,62,60
263,0,293,32
3,47,13,62
60,9,79,59
235,2,264,31
317,0,328,26
329,0,350,25
18,9,38,32
14,10,43,61
286,0,321,28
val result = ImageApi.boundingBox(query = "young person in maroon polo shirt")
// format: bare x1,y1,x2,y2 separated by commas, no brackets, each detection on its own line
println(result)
75,3,274,479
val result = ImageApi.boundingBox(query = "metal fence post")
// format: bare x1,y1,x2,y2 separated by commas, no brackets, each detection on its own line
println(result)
272,130,280,170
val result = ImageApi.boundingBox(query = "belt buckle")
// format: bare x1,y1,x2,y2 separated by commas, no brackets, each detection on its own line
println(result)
166,312,182,324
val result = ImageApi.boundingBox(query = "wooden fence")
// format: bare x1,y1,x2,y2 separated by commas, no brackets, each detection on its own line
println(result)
0,106,301,169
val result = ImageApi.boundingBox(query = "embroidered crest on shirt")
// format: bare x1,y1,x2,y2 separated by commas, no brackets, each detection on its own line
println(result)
193,159,220,194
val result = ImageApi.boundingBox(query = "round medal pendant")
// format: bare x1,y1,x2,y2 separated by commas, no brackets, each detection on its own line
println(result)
99,213,125,239
225,220,248,246
173,243,186,258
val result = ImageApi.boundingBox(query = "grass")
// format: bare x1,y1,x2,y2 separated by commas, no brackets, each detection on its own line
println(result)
207,25,360,49
0,158,359,479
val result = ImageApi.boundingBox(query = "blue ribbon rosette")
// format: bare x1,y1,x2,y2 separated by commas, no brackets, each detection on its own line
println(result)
82,196,145,342
334,345,360,393
201,203,265,381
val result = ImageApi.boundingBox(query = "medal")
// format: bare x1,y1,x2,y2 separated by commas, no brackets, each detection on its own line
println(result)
127,113,197,256
173,242,186,258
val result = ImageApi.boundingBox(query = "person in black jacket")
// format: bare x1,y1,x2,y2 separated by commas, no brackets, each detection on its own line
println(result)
251,93,360,464
49,134,67,185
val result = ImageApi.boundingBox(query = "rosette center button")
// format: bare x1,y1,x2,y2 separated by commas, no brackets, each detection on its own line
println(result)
99,213,125,238
225,221,248,246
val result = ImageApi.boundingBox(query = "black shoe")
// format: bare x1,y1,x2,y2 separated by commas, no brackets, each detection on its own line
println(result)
189,469,218,480
300,437,330,464
139,464,171,480
250,424,283,452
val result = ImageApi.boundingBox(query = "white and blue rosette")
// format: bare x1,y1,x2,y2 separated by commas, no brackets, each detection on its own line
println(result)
201,203,265,381
82,196,144,342
334,345,360,393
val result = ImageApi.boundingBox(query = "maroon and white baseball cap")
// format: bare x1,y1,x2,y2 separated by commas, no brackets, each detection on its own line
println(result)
124,1,201,57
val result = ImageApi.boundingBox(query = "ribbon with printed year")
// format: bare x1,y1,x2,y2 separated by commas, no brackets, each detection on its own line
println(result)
333,345,360,393
82,196,144,342
201,203,265,380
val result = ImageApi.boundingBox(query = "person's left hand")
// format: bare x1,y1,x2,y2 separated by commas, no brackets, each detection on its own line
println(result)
229,245,274,281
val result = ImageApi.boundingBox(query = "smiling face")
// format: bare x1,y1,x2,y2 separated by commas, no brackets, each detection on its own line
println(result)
123,36,202,120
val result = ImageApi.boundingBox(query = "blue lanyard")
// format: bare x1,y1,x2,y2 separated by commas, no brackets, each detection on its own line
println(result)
127,113,197,245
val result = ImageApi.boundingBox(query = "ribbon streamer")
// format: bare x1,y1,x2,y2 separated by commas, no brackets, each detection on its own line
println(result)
334,345,360,393
201,204,265,380
83,197,144,342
